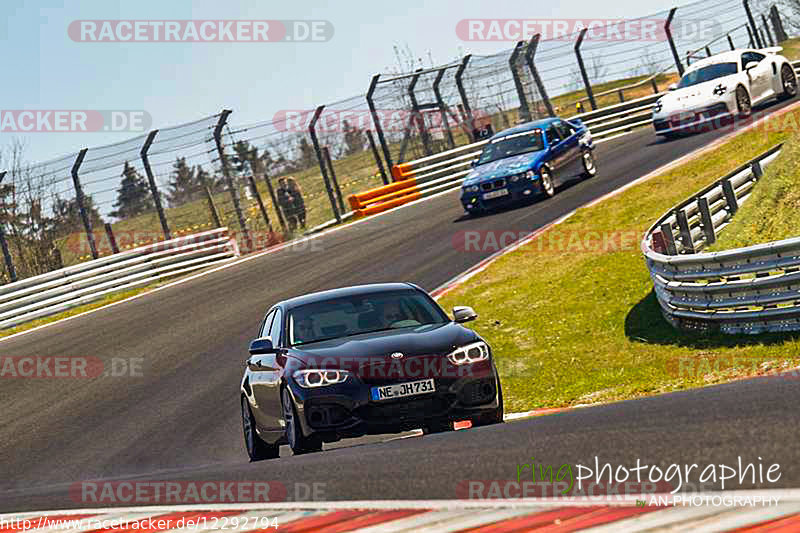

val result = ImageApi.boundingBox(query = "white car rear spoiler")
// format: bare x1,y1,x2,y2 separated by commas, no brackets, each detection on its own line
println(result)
761,46,784,55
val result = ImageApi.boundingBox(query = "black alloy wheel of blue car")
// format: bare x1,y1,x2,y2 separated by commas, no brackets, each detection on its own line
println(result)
540,166,555,197
282,387,323,454
582,151,597,178
242,396,280,461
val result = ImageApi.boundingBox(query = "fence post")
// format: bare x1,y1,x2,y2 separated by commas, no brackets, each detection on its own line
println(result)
743,0,763,48
247,175,272,232
366,130,389,185
104,222,120,253
408,71,433,156
70,148,98,260
525,34,555,117
746,25,755,48
728,34,735,50
322,146,345,214
433,67,456,149
213,110,252,252
665,8,685,77
705,46,712,57
203,185,222,228
651,78,659,93
509,41,533,121
770,6,788,42
308,105,342,224
455,55,474,135
0,171,17,282
574,28,597,111
759,28,768,48
761,14,775,46
367,74,393,169
140,129,171,241
260,173,286,231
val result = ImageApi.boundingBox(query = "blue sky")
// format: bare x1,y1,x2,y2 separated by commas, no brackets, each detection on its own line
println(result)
2,0,683,163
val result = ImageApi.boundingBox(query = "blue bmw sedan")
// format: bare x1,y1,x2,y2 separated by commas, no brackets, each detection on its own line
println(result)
460,117,596,214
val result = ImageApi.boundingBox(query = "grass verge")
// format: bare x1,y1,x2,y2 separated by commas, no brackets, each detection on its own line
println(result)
438,105,800,414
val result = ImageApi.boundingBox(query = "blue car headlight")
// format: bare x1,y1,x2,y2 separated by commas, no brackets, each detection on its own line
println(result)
526,170,536,179
464,185,479,193
509,174,520,182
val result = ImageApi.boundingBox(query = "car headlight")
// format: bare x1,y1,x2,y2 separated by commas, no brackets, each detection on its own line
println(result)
447,341,490,365
653,100,663,114
526,170,537,179
464,185,479,193
509,174,520,182
293,369,352,388
713,84,727,97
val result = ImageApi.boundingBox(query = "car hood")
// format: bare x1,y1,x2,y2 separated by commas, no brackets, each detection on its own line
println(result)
463,150,546,185
287,322,478,367
658,76,738,112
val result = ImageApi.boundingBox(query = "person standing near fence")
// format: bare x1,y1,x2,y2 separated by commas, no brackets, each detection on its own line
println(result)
276,177,298,231
286,177,306,229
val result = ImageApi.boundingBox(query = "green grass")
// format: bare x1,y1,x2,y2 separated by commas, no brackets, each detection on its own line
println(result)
438,106,800,414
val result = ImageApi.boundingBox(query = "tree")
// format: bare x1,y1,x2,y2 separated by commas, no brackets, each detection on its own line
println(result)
293,137,317,171
167,157,201,206
52,195,103,236
342,120,365,156
111,161,153,219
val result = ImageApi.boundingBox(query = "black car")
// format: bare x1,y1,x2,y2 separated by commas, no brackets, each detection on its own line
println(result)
240,282,503,460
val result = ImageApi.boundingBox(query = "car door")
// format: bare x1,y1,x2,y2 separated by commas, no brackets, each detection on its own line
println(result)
544,124,566,183
742,51,771,102
248,308,284,434
554,120,583,181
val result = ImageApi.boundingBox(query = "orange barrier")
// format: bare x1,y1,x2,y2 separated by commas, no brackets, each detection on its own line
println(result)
356,191,422,217
391,163,413,181
347,178,421,218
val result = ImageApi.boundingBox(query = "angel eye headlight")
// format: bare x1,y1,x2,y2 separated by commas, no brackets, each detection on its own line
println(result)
293,369,351,388
447,341,490,365
465,185,480,193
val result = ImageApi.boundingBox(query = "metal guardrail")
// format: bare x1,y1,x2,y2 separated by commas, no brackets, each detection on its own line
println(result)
640,143,800,334
0,228,239,330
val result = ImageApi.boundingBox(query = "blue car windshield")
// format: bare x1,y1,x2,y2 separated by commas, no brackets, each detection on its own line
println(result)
677,63,737,88
477,130,545,166
288,289,449,346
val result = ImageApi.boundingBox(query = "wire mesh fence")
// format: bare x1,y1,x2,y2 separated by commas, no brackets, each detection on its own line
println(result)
0,0,791,284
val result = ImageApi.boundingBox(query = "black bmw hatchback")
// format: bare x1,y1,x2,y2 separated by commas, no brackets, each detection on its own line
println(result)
240,282,503,460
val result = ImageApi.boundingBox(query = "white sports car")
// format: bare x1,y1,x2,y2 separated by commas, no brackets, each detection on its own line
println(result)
652,48,797,136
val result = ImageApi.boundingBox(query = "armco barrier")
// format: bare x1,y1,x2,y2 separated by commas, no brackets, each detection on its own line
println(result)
0,228,239,330
640,143,800,334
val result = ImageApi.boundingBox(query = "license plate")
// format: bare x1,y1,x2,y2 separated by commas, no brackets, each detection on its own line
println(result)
370,378,436,401
482,188,509,200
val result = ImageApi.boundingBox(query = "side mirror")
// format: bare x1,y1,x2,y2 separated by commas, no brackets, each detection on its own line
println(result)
668,83,678,91
470,159,478,168
745,61,759,71
453,306,478,323
249,337,277,355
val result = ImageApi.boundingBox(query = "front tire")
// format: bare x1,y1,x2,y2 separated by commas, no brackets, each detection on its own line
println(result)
540,166,555,198
242,396,280,461
736,85,751,116
581,150,597,178
780,64,798,100
282,388,322,455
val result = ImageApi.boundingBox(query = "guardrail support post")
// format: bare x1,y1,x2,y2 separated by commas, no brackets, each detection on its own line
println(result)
722,179,739,214
525,34,555,117
743,0,764,48
0,172,17,282
214,110,252,252
697,197,716,246
408,72,434,157
659,222,679,256
574,28,597,111
367,74,393,169
665,8,685,77
674,209,695,253
308,106,342,224
433,67,456,149
761,14,775,46
455,55,475,136
104,222,120,254
70,148,99,260
751,160,764,179
728,34,735,50
203,185,222,229
770,6,788,42
366,130,389,185
510,41,533,121
322,146,346,214
140,129,171,241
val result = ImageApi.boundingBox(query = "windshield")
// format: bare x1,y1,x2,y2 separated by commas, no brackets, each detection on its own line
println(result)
288,289,449,346
677,63,738,88
476,130,545,166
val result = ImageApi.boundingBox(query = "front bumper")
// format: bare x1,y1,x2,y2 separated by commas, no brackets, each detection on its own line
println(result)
653,102,732,135
288,363,501,440
461,177,543,212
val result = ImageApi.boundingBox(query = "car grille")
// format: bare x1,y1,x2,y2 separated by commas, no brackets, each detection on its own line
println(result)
480,178,506,191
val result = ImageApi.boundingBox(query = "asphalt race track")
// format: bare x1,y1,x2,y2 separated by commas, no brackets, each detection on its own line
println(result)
2,102,799,512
